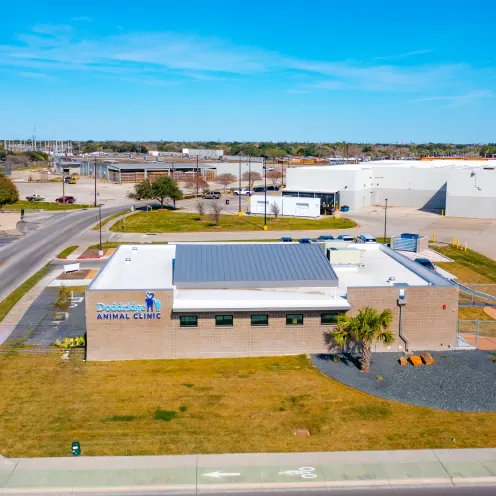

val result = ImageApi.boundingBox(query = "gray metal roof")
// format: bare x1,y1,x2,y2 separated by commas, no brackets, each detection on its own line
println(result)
174,244,338,289
107,163,216,171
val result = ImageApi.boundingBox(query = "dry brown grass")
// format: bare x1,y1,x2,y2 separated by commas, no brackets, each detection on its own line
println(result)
0,353,494,457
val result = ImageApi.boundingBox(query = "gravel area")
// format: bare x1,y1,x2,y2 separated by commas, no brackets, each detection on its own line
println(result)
311,351,496,412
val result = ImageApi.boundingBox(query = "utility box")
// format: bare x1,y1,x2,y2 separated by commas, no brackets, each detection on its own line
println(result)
71,441,81,456
327,248,364,265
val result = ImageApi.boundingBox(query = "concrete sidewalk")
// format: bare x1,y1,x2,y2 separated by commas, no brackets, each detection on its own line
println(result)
1,449,495,494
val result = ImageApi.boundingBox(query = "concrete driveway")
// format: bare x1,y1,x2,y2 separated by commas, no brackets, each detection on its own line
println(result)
350,206,496,260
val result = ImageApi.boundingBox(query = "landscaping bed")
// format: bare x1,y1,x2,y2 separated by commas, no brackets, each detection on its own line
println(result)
311,351,496,412
110,210,357,233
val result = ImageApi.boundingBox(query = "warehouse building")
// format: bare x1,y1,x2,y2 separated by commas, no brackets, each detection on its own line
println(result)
284,159,496,218
85,242,458,361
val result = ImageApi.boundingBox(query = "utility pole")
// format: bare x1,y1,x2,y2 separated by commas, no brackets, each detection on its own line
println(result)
384,198,388,244
94,157,97,207
62,170,66,212
196,155,199,196
263,156,267,230
238,156,242,216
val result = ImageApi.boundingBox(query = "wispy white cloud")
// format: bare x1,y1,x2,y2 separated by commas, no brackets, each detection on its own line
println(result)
373,49,432,61
71,16,93,22
0,27,491,99
287,89,310,94
410,90,493,107
17,71,58,81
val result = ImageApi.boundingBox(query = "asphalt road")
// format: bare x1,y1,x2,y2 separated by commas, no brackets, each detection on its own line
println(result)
186,488,495,496
0,204,136,301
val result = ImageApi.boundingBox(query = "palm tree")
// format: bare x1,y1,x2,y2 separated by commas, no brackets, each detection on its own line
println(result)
333,307,394,373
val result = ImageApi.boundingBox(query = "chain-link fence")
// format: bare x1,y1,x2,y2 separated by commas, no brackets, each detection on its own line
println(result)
457,320,496,350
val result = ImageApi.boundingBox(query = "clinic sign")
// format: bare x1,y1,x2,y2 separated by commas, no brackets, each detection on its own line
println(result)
96,292,161,320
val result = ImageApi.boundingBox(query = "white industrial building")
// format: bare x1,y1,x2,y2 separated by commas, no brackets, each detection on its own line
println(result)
284,159,496,218
182,148,224,159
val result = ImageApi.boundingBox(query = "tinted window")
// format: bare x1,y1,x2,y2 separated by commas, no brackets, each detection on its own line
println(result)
251,314,269,326
180,315,198,327
321,313,339,325
286,314,303,326
215,315,233,327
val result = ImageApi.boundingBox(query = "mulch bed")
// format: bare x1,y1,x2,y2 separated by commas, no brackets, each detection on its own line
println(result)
311,350,496,412
57,270,91,280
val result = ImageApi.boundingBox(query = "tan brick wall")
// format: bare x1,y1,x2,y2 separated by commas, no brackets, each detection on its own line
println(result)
85,285,459,361
347,286,458,352
85,290,174,361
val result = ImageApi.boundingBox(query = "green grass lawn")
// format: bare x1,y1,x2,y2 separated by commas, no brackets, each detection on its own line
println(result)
92,211,129,231
56,245,79,258
432,245,496,284
111,211,357,233
0,264,51,324
0,353,494,458
4,201,94,211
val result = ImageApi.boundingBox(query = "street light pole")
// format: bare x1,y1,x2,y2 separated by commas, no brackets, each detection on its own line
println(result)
196,155,199,196
94,157,97,207
98,204,103,255
238,155,242,216
263,156,267,230
384,198,388,244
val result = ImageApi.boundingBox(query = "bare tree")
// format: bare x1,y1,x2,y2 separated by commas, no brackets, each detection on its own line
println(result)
185,174,208,195
266,170,282,187
270,202,280,220
216,173,237,193
210,202,222,226
242,171,262,190
196,200,206,219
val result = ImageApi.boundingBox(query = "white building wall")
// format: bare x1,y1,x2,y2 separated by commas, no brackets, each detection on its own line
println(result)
249,196,320,218
214,161,265,179
446,168,496,218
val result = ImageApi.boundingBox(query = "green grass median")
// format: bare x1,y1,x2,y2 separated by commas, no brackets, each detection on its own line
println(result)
4,201,94,211
110,210,356,233
0,264,51,324
56,246,79,259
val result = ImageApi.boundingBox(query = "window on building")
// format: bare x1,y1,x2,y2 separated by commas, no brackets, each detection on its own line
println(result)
180,315,198,327
251,314,269,326
215,315,233,327
286,314,304,326
321,312,340,325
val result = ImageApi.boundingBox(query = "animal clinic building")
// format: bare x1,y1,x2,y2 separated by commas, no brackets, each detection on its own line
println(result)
85,243,458,361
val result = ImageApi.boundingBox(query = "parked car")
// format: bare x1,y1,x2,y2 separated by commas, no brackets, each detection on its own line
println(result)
233,189,253,196
55,196,76,204
299,238,312,244
202,192,221,199
356,234,377,244
26,194,45,202
337,234,354,242
415,258,436,271
316,235,334,241
64,176,76,184
253,186,265,193
280,236,293,242
267,185,280,191
340,205,350,212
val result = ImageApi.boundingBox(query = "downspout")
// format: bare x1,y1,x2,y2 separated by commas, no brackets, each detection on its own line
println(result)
397,289,409,352
398,304,409,352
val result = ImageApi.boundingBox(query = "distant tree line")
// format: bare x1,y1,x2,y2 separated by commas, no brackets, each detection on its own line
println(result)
65,140,496,159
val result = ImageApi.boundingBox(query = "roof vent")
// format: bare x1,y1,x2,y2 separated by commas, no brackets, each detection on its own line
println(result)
132,246,138,251
125,257,132,264
387,276,396,285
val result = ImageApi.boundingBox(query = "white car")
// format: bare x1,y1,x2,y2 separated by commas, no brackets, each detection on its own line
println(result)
233,189,253,196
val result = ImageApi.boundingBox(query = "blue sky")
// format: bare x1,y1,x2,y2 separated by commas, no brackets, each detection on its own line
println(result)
0,0,494,142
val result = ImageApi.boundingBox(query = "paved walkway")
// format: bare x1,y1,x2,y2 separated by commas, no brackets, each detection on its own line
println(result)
0,449,495,494
0,268,60,347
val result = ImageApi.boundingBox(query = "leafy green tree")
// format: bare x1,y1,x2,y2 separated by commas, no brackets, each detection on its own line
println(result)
83,142,99,154
332,307,394,372
0,173,19,208
127,177,183,208
158,143,180,152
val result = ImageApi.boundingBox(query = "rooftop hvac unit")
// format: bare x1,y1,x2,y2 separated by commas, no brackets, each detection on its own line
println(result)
327,248,364,266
